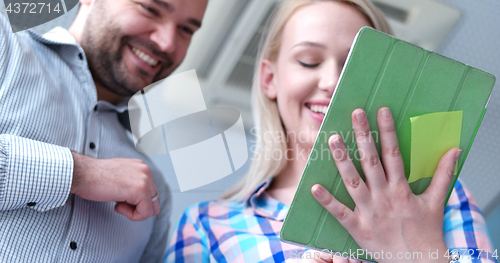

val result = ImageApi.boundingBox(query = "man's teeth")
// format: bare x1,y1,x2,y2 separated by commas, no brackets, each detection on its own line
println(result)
310,105,328,115
132,47,158,67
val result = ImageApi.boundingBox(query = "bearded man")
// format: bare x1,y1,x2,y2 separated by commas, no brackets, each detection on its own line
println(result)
0,0,208,261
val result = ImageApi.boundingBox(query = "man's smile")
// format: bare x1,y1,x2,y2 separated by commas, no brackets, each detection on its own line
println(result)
131,46,159,67
126,44,163,77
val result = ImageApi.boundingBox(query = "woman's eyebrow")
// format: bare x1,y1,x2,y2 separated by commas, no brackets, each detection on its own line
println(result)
291,41,326,50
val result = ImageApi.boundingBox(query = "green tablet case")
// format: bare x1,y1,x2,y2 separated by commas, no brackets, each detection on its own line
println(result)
280,27,495,262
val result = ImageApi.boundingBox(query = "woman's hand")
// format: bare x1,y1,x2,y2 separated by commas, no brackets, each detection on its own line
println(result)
311,107,460,263
299,250,361,263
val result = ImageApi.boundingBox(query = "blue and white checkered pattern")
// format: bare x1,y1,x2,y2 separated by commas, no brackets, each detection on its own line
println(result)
444,180,498,263
0,14,171,262
166,179,497,263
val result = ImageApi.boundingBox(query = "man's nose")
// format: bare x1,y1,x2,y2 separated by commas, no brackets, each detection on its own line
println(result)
150,22,177,54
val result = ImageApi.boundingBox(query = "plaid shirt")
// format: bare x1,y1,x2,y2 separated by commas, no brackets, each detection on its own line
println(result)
166,179,497,263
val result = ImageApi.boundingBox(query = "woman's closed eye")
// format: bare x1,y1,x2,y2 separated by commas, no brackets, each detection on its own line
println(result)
298,60,320,68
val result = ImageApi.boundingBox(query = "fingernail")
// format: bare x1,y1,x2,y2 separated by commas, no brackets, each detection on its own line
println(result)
454,149,462,161
355,110,366,123
330,136,342,149
312,185,323,196
381,107,391,119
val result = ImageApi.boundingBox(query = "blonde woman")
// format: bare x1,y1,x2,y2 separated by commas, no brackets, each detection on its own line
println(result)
165,0,496,262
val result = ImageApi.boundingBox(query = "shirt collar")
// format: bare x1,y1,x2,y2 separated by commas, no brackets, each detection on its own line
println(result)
95,97,130,113
28,27,79,46
243,179,289,221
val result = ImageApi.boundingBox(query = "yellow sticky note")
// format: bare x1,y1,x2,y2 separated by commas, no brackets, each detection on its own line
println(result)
408,111,462,184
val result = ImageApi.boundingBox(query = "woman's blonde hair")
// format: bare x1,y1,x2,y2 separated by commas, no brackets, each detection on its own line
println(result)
222,0,393,200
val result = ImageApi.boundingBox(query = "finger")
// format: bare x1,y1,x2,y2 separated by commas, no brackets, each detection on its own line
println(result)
152,193,160,216
147,178,160,216
124,181,155,221
351,109,387,189
423,148,461,206
115,198,154,221
332,257,350,263
300,251,332,262
120,158,144,164
153,198,160,215
123,172,155,221
377,107,405,184
312,184,359,231
138,161,158,216
115,201,156,221
132,195,155,221
114,202,136,220
329,135,370,205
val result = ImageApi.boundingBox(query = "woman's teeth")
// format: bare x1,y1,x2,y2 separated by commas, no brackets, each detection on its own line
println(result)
309,105,328,115
132,47,159,67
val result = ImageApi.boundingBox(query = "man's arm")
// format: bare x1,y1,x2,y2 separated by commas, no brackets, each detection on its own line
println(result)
0,15,74,212
0,134,160,221
71,152,160,221
0,134,73,212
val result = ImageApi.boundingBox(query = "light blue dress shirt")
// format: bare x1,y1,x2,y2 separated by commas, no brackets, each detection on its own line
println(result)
0,14,170,262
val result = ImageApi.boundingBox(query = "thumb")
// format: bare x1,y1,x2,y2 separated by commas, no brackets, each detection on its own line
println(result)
114,202,135,220
423,148,461,206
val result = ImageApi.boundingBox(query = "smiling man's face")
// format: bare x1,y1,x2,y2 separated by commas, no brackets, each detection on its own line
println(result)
80,0,207,96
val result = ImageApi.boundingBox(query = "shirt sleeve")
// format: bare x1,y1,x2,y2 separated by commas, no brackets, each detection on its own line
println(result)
164,204,211,263
0,134,73,212
444,179,498,263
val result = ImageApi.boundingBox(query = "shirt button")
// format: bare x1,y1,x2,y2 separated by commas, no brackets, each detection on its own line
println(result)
70,241,77,250
89,142,96,150
27,202,36,207
78,53,83,60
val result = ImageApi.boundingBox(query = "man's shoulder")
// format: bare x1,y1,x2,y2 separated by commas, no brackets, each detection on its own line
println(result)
0,13,10,34
0,13,54,70
0,13,31,45
1,13,17,49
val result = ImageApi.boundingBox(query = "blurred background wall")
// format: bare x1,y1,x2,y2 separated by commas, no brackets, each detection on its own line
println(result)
1,0,499,251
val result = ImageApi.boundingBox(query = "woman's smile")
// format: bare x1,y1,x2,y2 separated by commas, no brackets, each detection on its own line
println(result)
305,101,330,123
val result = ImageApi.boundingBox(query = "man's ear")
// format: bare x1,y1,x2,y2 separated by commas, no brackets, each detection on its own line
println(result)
260,59,277,100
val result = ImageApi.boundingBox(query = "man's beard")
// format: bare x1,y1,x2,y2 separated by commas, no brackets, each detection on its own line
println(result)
80,4,174,97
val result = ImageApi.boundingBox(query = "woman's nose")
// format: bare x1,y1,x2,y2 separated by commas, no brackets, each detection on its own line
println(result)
318,62,340,94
